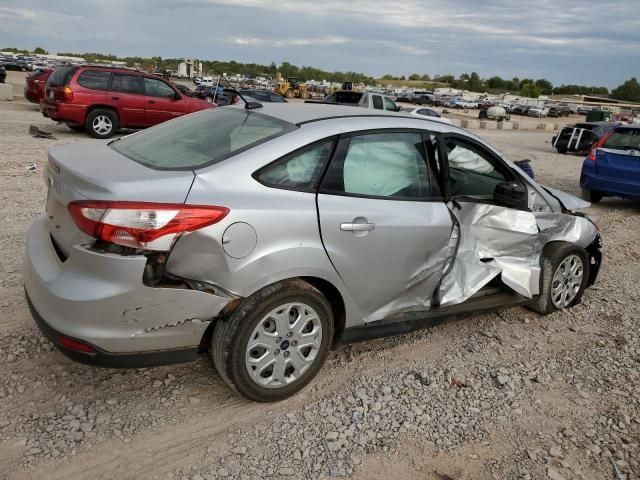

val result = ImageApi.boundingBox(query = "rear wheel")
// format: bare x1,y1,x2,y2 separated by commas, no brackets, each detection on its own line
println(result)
556,147,567,154
581,188,603,203
527,243,589,315
86,109,118,139
212,279,333,402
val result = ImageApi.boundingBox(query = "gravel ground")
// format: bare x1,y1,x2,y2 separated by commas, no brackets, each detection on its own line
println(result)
0,98,639,480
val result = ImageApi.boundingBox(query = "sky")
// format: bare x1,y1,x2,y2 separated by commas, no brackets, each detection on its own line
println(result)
0,0,638,88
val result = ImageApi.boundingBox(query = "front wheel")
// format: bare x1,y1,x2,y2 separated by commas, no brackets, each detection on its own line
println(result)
527,243,589,315
212,279,333,402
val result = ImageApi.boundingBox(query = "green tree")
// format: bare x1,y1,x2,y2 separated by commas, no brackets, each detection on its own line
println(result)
611,78,640,103
468,71,482,92
534,78,553,95
408,73,422,81
33,47,48,54
520,83,541,98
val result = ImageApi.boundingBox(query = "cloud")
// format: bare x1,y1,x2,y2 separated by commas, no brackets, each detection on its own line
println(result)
1,0,637,87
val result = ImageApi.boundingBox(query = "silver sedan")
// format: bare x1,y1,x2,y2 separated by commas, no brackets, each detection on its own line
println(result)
24,103,602,401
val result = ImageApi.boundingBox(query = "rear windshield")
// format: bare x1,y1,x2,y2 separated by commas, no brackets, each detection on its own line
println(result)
47,66,78,86
603,129,640,150
110,108,297,170
325,91,363,104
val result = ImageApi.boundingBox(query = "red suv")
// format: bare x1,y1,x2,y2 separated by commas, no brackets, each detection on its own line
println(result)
40,66,214,138
24,68,52,103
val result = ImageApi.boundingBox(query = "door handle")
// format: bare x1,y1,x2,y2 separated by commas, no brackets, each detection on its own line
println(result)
111,96,120,100
148,100,156,104
340,222,375,232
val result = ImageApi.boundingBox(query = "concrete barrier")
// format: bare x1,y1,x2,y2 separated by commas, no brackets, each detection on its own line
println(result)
0,84,13,101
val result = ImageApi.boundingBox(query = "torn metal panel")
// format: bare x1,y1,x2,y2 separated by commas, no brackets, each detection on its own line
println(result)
439,201,539,307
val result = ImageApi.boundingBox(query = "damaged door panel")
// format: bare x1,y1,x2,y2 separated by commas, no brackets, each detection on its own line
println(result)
434,133,541,306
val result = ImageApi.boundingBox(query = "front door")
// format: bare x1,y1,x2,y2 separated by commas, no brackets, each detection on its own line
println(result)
435,134,539,306
143,77,184,125
317,131,453,322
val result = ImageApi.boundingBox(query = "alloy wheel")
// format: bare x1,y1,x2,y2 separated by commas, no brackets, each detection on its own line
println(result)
245,302,322,388
92,115,113,135
551,254,584,308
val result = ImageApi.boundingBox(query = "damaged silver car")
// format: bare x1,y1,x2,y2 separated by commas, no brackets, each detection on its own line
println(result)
24,103,602,402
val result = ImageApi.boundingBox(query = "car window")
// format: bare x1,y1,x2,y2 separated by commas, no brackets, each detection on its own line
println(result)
321,132,431,200
144,78,176,98
77,70,111,90
603,129,640,150
110,74,143,95
110,108,297,170
444,138,506,197
256,140,334,191
372,95,383,110
384,97,398,111
270,93,287,103
48,66,78,86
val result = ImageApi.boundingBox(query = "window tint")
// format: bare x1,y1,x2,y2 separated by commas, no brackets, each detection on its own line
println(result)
384,97,398,111
322,132,431,200
77,70,111,90
325,91,363,104
110,74,143,94
256,141,334,191
444,139,506,197
372,95,383,110
603,128,640,150
47,66,78,86
144,78,176,98
110,108,296,170
270,93,287,103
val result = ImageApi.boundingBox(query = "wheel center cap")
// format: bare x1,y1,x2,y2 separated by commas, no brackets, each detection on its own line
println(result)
280,340,290,350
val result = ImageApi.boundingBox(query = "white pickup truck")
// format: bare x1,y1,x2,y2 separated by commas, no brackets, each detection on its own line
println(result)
320,90,402,112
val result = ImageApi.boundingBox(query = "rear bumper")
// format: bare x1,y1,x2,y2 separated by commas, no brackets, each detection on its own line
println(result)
580,160,640,198
39,101,86,124
26,293,199,368
24,217,231,364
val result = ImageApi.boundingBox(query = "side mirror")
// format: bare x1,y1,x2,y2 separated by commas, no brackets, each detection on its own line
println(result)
173,92,182,100
396,106,402,112
494,181,527,209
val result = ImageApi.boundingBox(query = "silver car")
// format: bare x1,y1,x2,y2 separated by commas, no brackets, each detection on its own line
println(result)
24,103,602,402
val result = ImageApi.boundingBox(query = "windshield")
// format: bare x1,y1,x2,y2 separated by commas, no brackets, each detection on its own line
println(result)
110,108,297,170
603,129,640,150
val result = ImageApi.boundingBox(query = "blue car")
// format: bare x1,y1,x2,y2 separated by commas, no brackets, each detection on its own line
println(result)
580,125,640,202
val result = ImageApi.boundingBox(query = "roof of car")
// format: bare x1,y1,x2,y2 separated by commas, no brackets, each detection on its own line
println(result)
615,124,640,130
244,102,407,125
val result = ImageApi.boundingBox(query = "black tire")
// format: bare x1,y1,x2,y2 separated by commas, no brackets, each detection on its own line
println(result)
581,188,603,203
556,147,567,154
527,242,589,315
86,108,118,139
67,124,85,132
212,279,333,402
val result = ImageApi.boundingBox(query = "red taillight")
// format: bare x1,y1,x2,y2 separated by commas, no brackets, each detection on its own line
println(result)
58,335,96,353
63,86,73,101
68,201,229,251
587,131,614,161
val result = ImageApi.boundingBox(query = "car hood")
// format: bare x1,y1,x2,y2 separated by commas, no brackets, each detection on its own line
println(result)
543,186,590,210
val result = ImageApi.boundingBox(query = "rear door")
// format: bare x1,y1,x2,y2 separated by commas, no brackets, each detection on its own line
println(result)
107,73,145,127
143,77,184,125
317,130,453,322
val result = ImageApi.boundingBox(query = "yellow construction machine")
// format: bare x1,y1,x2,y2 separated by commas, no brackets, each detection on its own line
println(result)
273,73,310,99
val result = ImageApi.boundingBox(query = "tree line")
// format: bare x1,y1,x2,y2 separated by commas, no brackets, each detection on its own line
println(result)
4,47,639,102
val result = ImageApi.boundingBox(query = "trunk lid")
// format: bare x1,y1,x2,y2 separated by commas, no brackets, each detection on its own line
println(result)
45,141,195,256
